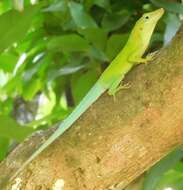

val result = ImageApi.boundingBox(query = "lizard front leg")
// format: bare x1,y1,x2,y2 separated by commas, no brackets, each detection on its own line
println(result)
128,53,155,65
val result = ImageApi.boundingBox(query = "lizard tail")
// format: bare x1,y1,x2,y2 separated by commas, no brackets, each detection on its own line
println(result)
12,82,105,179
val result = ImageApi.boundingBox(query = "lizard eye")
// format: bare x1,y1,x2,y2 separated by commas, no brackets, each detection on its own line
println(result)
145,16,149,19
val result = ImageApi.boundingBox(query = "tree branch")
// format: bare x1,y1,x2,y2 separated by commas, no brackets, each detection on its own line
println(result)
1,25,183,190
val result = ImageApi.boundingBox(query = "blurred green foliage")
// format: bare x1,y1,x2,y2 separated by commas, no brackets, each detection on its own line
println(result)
0,0,182,189
141,148,183,190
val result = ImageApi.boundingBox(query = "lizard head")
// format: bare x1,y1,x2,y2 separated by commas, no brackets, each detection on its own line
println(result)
141,8,164,25
135,8,164,48
138,8,164,32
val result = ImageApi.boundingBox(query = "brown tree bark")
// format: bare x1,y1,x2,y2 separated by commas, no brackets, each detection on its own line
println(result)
1,25,183,190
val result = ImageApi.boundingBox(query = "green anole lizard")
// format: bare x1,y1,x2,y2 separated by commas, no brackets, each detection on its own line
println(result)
13,8,164,178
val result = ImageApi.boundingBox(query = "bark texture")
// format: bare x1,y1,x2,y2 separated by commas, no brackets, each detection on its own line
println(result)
1,26,183,190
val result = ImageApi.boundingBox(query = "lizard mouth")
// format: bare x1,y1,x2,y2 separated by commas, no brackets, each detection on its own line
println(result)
149,8,164,21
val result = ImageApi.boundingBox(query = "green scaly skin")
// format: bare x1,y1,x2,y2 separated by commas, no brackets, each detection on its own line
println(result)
12,8,164,179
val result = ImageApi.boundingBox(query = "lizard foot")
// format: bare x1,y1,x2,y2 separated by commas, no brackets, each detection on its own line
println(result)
108,82,131,100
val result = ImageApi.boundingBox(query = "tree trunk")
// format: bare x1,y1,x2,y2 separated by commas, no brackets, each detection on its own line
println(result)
1,25,183,190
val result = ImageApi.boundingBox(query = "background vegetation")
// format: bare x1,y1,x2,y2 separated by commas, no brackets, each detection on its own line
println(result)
0,0,183,189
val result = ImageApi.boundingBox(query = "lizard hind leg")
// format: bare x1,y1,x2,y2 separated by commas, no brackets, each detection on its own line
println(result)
108,77,130,98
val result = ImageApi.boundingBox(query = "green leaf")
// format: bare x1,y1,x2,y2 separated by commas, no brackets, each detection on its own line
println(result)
84,0,110,12
102,10,130,32
23,53,48,82
0,1,12,14
43,1,67,12
141,148,183,190
0,137,9,160
93,0,111,11
47,34,90,52
174,162,183,173
3,75,22,96
68,1,97,29
0,115,34,141
89,46,108,61
0,53,18,72
150,0,183,14
71,69,99,104
105,34,129,60
156,169,183,190
0,5,39,52
79,28,108,50
0,98,13,115
48,64,85,81
22,78,42,101
0,70,8,87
